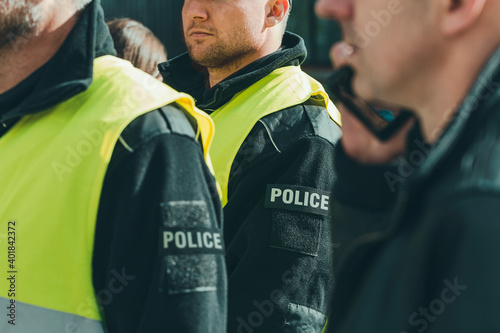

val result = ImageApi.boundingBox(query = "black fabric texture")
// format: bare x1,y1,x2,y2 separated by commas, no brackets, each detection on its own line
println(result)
332,122,431,213
93,106,226,333
333,144,399,212
160,32,340,333
161,31,342,332
327,47,500,333
0,66,43,123
271,210,322,257
224,132,340,332
0,1,227,332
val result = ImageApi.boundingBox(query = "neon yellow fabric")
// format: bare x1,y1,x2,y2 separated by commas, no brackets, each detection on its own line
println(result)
209,66,341,206
0,55,214,321
322,318,329,332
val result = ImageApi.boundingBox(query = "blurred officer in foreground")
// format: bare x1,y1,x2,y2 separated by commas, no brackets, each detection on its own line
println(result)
107,18,167,79
0,0,226,332
316,0,500,332
160,0,341,331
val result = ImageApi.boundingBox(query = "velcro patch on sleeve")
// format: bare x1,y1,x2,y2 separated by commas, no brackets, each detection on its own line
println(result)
159,201,224,295
271,210,322,256
265,184,331,217
162,254,218,295
159,201,224,255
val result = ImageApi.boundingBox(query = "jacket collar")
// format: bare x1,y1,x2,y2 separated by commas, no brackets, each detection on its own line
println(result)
0,0,116,123
159,31,307,112
407,46,500,188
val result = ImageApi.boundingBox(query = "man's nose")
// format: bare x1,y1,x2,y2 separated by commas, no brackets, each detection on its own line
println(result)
183,0,209,22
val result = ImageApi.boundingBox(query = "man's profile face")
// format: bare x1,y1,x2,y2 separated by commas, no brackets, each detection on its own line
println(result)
317,0,434,106
0,0,43,49
182,0,267,69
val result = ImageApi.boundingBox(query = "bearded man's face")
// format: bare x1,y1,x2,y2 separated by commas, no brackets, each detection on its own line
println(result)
0,1,43,49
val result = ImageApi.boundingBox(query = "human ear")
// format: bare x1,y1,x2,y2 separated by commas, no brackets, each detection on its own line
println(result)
440,0,487,36
265,0,289,27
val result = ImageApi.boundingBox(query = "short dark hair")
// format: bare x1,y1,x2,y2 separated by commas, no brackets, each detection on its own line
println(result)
107,18,167,79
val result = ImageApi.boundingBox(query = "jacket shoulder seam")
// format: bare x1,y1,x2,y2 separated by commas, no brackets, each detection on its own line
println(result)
258,119,282,153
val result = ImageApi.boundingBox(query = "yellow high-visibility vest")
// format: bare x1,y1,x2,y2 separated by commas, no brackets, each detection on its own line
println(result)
0,55,215,332
209,66,341,206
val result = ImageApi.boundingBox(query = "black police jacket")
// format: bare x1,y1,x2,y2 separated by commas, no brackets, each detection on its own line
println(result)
0,1,226,332
160,32,342,332
328,47,500,333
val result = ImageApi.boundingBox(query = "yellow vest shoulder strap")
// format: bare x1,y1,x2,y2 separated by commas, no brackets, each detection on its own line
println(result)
93,56,215,160
209,66,341,205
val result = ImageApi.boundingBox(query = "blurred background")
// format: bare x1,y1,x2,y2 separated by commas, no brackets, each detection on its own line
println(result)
101,0,342,82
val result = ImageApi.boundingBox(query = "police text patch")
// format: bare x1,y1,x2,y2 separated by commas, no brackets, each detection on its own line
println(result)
265,185,331,216
160,227,224,255
160,201,224,255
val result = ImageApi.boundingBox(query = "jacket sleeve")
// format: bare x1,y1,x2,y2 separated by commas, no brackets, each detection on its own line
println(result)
224,134,337,333
92,107,227,333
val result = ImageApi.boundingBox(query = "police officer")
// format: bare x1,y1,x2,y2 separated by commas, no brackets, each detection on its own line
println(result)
160,0,341,331
0,1,226,332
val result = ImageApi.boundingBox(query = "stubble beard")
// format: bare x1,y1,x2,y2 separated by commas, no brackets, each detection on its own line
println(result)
0,1,43,50
185,26,258,71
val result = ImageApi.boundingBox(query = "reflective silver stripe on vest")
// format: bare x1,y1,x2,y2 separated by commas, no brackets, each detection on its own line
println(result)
1,297,104,332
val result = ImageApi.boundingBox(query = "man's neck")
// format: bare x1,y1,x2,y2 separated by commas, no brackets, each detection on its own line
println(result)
0,9,78,94
206,40,281,88
207,63,246,89
414,40,500,144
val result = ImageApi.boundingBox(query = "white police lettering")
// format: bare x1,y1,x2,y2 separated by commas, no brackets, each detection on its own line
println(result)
163,231,223,250
310,193,320,208
321,195,329,211
270,188,282,202
203,232,213,248
266,185,331,216
213,233,222,249
271,188,329,211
